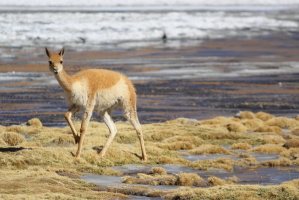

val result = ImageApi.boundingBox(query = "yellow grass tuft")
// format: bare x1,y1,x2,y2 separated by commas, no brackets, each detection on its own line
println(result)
250,144,285,153
280,148,299,160
255,111,275,121
0,132,25,146
151,141,195,150
176,172,204,186
231,142,252,150
265,117,299,129
188,144,234,155
226,122,247,133
208,176,227,186
150,130,175,141
149,167,167,175
258,133,286,144
0,138,7,146
282,179,299,188
27,118,43,128
242,119,264,132
175,118,199,125
226,175,241,184
254,125,282,133
238,111,256,119
200,116,228,125
51,134,75,145
283,138,299,149
162,184,299,200
121,172,176,186
236,157,259,167
163,136,204,146
289,126,299,136
103,168,123,176
260,157,292,167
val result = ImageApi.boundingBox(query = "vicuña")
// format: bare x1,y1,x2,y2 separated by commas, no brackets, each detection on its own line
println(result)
45,47,147,161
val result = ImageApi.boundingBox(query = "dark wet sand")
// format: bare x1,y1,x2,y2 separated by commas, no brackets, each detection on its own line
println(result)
0,33,299,126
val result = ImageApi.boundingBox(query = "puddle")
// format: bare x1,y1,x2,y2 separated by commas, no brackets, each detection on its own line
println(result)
181,154,237,161
81,165,299,194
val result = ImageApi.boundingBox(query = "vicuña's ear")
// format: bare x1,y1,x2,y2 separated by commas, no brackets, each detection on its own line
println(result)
45,47,51,57
59,47,66,56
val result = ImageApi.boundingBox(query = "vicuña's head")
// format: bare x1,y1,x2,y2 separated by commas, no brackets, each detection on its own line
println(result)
45,47,65,75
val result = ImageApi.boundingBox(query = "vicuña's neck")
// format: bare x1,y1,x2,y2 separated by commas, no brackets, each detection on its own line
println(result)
54,69,73,92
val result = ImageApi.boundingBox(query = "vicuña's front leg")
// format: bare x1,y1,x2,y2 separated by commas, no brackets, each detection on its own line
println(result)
65,105,80,144
75,109,93,158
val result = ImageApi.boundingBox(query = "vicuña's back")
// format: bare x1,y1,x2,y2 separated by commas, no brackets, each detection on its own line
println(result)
65,69,136,114
45,47,147,161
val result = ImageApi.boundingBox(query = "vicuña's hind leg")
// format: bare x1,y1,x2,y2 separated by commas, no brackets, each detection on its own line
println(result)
65,104,80,144
125,111,147,162
98,110,117,158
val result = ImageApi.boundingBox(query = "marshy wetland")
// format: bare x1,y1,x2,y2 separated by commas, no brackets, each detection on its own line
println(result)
1,36,299,199
1,2,299,199
0,111,299,199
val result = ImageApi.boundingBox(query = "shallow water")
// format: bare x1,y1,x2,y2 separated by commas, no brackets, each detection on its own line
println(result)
82,164,299,190
1,34,299,126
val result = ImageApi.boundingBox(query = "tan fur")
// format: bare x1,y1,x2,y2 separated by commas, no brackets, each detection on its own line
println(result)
45,47,147,161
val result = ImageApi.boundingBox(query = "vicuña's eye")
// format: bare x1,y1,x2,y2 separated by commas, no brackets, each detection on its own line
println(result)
60,61,63,64
48,61,53,65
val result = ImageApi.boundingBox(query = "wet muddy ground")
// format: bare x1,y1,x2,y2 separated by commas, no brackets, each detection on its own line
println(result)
1,33,299,126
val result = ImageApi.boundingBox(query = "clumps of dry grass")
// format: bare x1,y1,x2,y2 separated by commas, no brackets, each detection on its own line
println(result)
121,168,209,187
149,167,167,175
241,119,264,132
175,118,199,126
254,125,282,133
162,184,299,200
255,112,275,121
187,144,234,155
208,176,227,186
289,126,299,136
51,134,75,146
0,132,25,146
226,175,242,184
231,142,252,150
226,122,247,133
0,169,131,200
27,118,43,128
149,141,195,150
283,139,299,149
235,157,259,167
280,148,299,160
150,130,175,141
236,152,252,158
258,133,286,144
0,138,7,146
200,116,228,125
103,168,123,176
163,136,204,146
237,111,256,119
190,159,234,172
265,117,299,129
250,144,286,153
260,158,292,167
176,173,205,186
121,173,176,186
282,179,299,188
